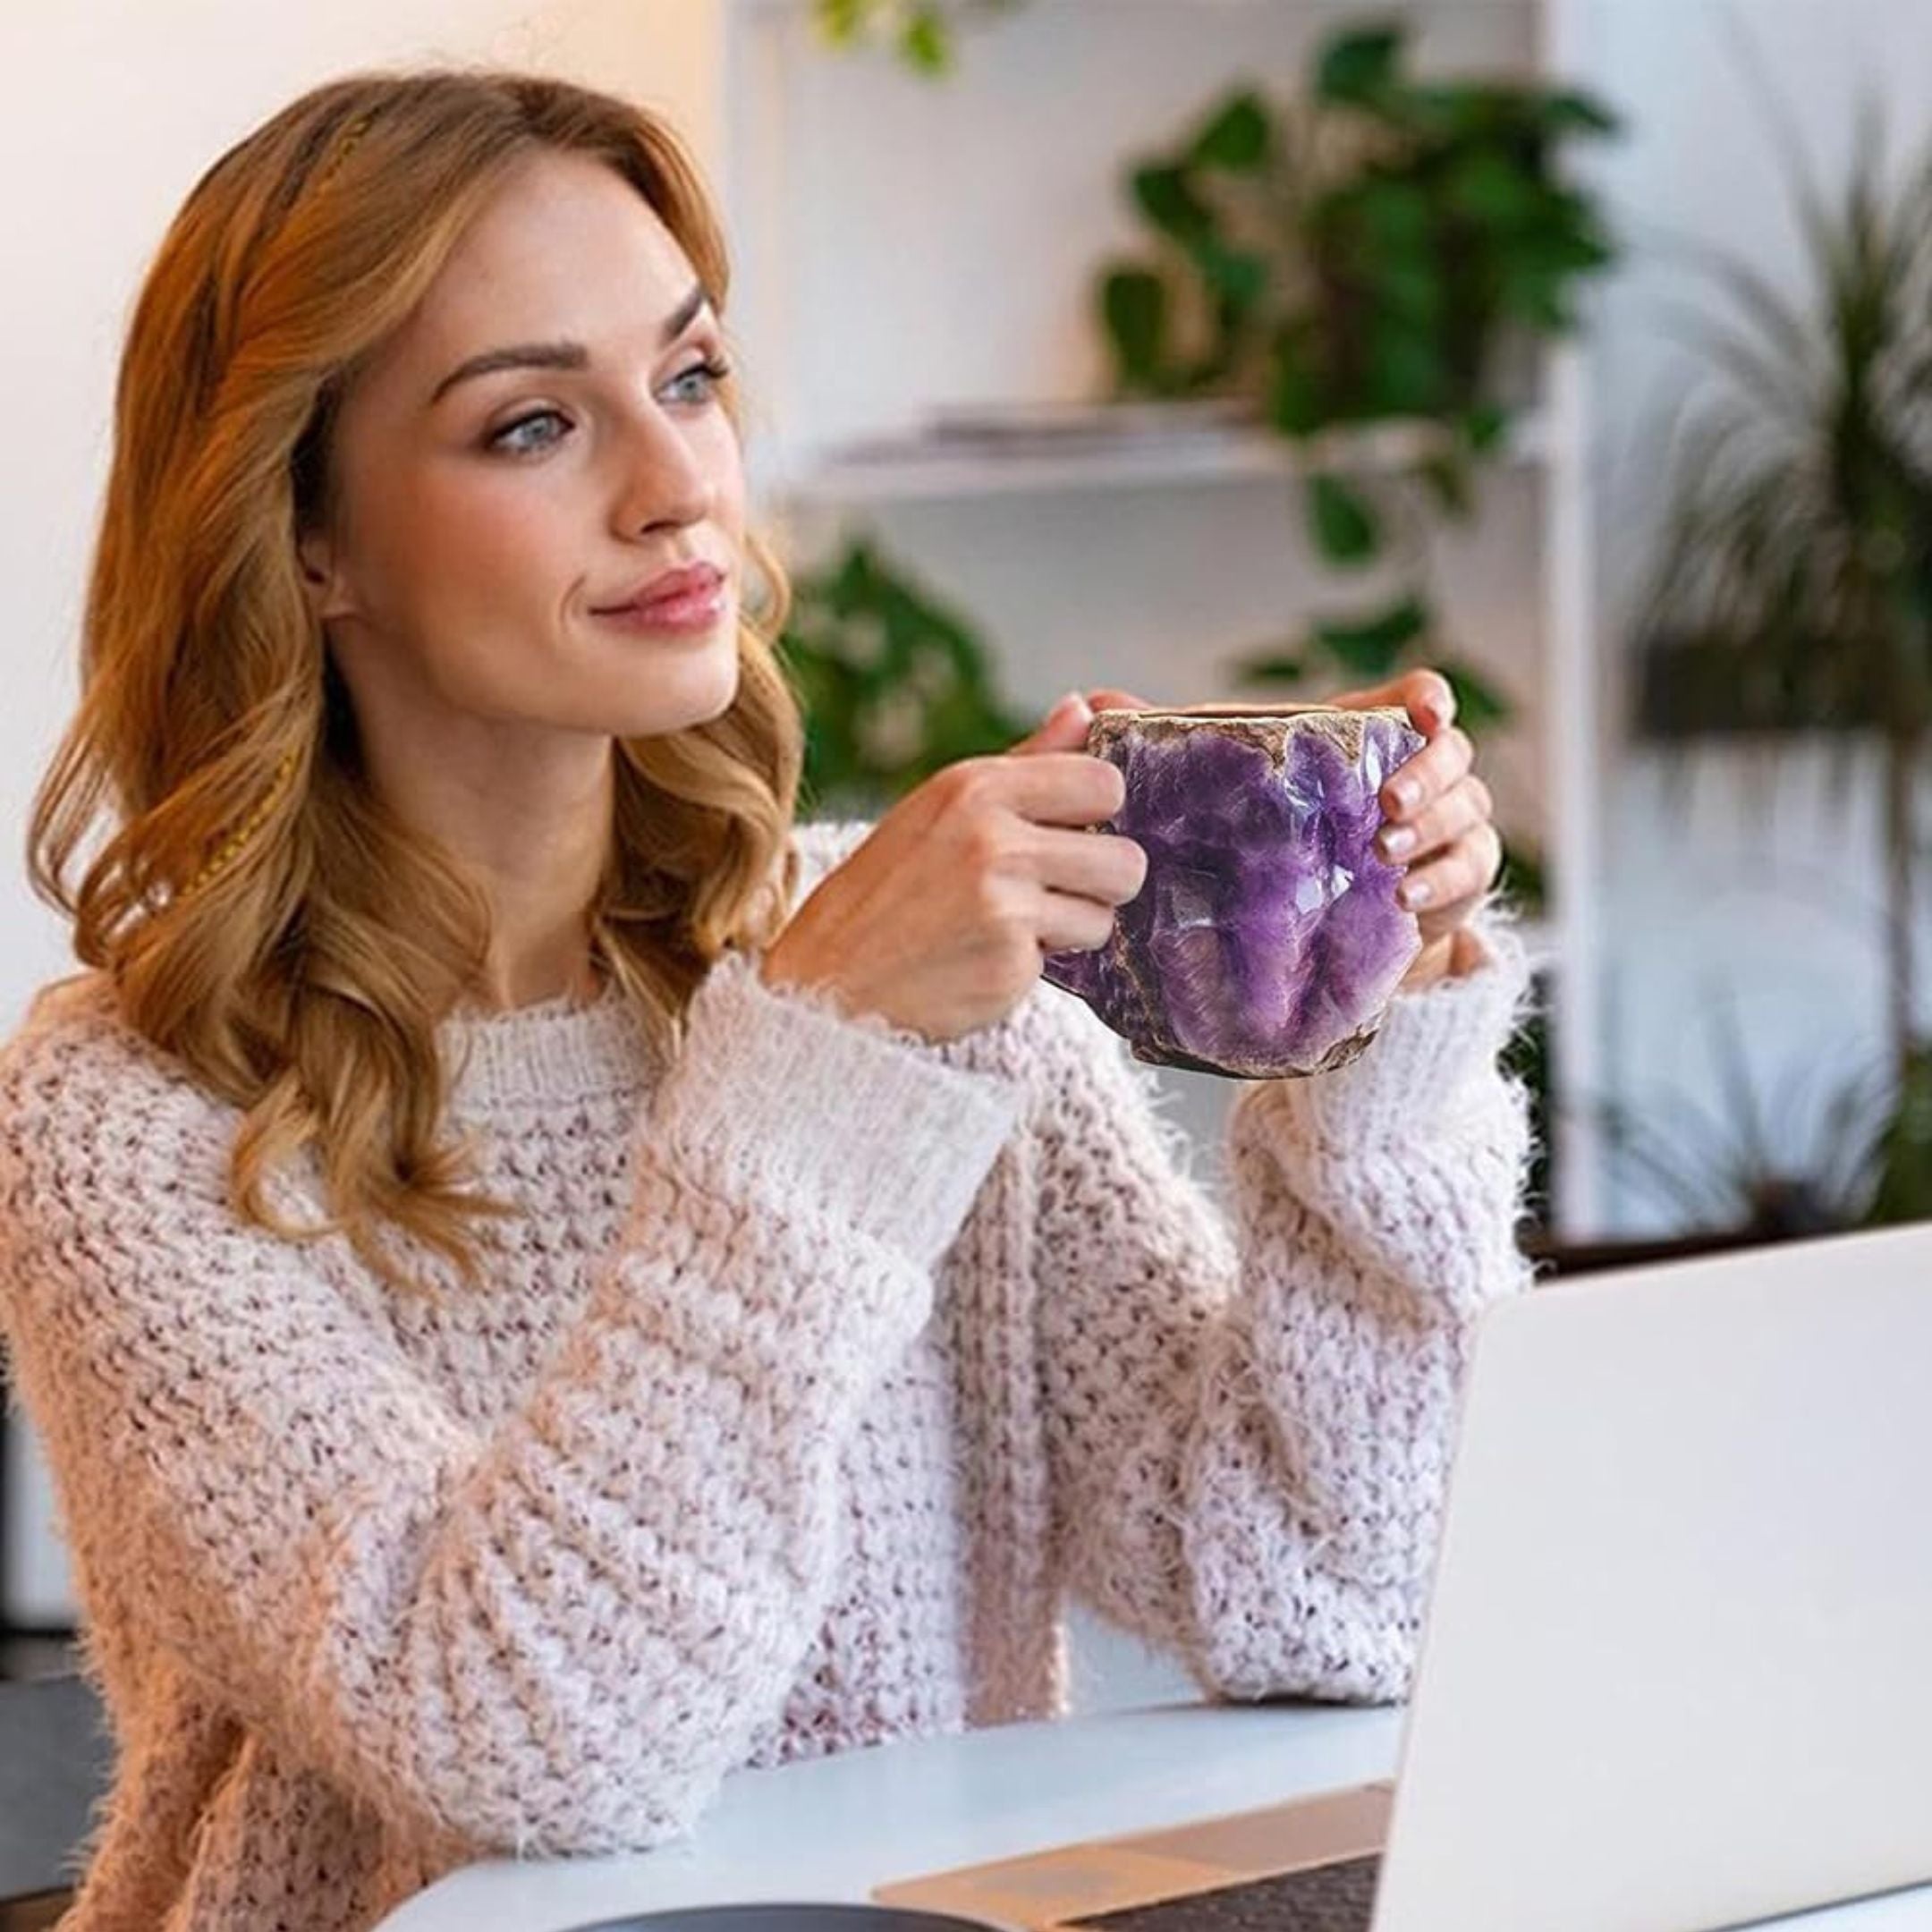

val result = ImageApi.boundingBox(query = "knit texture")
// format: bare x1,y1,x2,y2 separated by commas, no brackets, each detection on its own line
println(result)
0,819,1534,1932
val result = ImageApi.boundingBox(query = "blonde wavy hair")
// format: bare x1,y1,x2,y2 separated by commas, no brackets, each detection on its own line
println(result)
30,70,806,1291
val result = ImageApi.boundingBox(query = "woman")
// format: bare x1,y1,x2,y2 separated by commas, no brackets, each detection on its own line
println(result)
0,68,1530,1932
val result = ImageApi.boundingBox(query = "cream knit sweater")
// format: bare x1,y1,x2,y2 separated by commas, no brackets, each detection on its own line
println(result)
0,821,1533,1932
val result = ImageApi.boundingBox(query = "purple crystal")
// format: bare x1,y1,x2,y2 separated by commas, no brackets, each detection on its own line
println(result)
1042,708,1425,1078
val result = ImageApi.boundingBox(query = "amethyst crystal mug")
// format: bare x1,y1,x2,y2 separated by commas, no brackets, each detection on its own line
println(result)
1041,702,1427,1079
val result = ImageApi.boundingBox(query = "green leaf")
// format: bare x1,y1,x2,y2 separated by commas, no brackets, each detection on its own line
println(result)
1316,25,1405,108
1197,242,1269,310
1445,150,1543,229
1416,451,1474,518
1100,266,1173,393
1309,473,1382,565
1131,163,1215,247
1312,596,1428,679
1229,649,1312,686
1462,403,1510,454
1497,267,1576,335
1439,659,1514,731
814,0,867,47
1267,322,1326,436
1189,89,1275,171
828,538,880,613
1538,89,1621,138
1363,261,1445,327
1352,179,1433,252
900,10,952,74
1514,222,1618,276
1359,319,1447,417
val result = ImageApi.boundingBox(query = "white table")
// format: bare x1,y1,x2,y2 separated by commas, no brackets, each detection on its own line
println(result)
374,1702,1932,1932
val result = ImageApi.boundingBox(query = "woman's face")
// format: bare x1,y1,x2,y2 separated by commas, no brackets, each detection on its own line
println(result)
301,150,746,757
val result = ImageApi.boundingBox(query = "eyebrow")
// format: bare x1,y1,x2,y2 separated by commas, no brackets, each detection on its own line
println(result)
428,282,714,405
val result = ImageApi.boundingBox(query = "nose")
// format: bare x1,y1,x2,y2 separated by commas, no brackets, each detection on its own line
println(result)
609,402,716,538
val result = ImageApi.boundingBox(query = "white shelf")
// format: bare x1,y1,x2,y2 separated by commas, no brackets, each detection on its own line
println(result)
770,412,1553,508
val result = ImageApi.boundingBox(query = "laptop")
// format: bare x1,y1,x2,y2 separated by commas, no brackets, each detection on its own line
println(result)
875,1224,1932,1931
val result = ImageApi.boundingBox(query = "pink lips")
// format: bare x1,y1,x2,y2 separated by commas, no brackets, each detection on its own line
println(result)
591,563,729,638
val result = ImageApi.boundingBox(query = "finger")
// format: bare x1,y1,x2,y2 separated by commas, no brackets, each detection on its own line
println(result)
1402,668,1457,733
1012,691,1095,756
1377,773,1493,866
962,750,1125,827
1085,686,1155,713
1030,824,1147,906
1397,821,1503,916
1035,886,1121,954
1331,667,1457,733
1381,725,1473,819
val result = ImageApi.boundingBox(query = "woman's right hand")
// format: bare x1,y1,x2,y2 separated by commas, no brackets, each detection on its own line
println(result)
760,692,1149,1043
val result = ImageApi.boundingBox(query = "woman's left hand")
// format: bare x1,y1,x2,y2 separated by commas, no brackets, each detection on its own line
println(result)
1333,667,1501,987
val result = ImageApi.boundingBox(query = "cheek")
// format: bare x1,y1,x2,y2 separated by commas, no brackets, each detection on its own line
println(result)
700,414,749,548
355,459,575,631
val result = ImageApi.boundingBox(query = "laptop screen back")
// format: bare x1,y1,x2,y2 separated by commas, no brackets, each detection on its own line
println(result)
1373,1224,1932,1932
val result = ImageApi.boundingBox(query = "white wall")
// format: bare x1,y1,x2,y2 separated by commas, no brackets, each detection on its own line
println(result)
1575,0,1932,1233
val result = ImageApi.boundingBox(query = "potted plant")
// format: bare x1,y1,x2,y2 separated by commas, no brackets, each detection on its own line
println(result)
1089,23,1616,915
777,536,1034,815
1589,989,1932,1253
1638,121,1932,1096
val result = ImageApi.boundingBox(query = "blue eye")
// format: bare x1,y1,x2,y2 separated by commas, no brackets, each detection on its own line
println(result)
488,409,571,455
665,357,731,406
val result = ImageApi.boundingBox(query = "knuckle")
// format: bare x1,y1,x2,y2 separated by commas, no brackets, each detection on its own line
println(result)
965,852,1015,921
1004,931,1045,985
945,757,996,808
962,809,1021,875
961,824,1003,880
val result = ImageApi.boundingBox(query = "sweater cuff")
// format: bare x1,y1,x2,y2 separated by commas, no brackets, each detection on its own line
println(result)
649,950,1024,1267
1276,907,1533,1145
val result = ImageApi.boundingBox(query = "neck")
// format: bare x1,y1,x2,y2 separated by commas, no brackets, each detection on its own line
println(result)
469,928,606,1013
362,733,616,1014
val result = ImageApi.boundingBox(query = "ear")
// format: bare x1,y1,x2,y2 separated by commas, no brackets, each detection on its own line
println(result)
295,524,359,624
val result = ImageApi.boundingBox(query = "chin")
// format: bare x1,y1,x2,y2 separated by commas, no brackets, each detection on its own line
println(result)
611,634,741,738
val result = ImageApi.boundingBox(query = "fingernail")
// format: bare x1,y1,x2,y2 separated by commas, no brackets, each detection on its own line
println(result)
1391,776,1420,811
1401,877,1433,910
1380,825,1417,860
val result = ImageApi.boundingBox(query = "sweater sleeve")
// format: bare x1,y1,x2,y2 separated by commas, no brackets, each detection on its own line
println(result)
1023,913,1536,1704
0,961,1021,1859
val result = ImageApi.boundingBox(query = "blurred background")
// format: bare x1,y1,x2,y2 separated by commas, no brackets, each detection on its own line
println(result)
3,0,1931,1703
